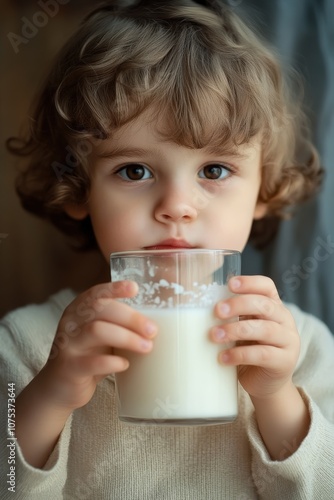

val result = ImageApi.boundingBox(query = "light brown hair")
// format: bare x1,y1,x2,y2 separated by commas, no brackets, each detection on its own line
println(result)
7,0,323,249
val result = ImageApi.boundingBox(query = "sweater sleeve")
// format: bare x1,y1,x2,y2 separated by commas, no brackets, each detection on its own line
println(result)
246,304,334,499
0,291,75,499
0,415,73,500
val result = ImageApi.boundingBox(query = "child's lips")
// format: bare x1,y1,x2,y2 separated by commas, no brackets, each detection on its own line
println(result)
144,239,194,250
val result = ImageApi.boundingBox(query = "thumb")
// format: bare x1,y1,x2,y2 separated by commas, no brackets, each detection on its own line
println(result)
95,280,139,300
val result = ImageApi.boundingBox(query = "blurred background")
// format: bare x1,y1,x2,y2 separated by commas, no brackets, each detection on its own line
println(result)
0,0,107,318
1,1,334,333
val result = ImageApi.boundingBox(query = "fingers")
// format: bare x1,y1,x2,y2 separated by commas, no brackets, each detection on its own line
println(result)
212,319,283,347
215,293,284,325
212,319,299,372
78,320,154,354
63,281,158,340
46,282,159,410
217,342,299,377
228,275,281,301
73,354,130,376
211,275,300,370
215,275,294,326
219,344,288,372
66,281,138,316
86,280,139,300
52,281,158,376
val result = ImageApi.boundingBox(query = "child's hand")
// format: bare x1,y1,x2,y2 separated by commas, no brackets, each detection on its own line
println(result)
40,281,157,411
211,275,300,400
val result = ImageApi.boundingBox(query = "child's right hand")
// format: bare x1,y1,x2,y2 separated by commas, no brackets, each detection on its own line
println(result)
39,281,157,412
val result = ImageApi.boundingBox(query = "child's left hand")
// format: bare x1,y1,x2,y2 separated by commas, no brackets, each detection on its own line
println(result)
211,275,300,400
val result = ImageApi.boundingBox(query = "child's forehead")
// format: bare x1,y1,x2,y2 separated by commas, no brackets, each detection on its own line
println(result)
91,110,261,159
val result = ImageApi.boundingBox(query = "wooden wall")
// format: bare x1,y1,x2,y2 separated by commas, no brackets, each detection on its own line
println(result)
0,1,108,318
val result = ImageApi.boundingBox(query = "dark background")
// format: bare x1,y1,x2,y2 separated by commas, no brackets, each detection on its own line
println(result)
0,0,107,318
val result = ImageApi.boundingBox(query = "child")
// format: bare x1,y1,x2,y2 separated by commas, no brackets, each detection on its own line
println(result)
1,1,334,498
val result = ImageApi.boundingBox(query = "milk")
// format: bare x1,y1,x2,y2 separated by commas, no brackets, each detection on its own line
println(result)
115,307,238,424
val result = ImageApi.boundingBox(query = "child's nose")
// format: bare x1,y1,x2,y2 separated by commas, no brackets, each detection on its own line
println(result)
154,185,198,223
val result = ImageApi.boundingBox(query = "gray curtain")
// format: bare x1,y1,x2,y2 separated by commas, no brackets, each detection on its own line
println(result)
231,0,334,332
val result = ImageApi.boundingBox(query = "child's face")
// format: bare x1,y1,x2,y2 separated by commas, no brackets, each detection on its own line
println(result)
69,111,266,261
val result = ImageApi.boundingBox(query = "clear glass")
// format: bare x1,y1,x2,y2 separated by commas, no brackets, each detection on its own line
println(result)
110,249,241,425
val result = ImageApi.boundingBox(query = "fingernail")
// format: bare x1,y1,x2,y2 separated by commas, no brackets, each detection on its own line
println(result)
219,303,230,316
214,328,226,341
146,321,157,337
231,278,241,290
113,280,132,293
125,280,137,293
219,352,230,363
141,339,153,351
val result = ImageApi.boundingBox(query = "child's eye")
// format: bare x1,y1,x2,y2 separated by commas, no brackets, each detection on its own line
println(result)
198,164,231,180
116,163,153,181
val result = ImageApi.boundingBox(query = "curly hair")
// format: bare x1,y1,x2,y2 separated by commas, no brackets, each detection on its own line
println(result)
7,0,323,250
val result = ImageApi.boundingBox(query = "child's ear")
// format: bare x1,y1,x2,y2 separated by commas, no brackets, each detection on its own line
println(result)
65,204,89,220
253,200,267,220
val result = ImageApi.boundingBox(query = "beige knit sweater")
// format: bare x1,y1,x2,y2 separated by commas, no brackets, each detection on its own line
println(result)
1,289,334,499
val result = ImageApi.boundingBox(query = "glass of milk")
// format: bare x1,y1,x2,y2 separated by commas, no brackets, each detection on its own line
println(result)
110,249,240,425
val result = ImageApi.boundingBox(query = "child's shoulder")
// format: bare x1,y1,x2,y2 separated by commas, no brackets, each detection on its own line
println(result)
284,301,332,337
284,301,334,374
1,289,76,335
0,289,76,384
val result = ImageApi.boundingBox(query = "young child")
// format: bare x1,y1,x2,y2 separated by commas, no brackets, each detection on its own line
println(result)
1,1,334,498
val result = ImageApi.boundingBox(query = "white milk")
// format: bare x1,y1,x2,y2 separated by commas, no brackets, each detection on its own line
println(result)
115,307,238,424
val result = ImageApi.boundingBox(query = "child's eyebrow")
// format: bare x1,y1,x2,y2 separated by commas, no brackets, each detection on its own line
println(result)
96,145,251,161
97,147,149,159
204,146,249,161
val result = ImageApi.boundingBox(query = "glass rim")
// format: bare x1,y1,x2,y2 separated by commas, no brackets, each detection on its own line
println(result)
110,248,240,258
